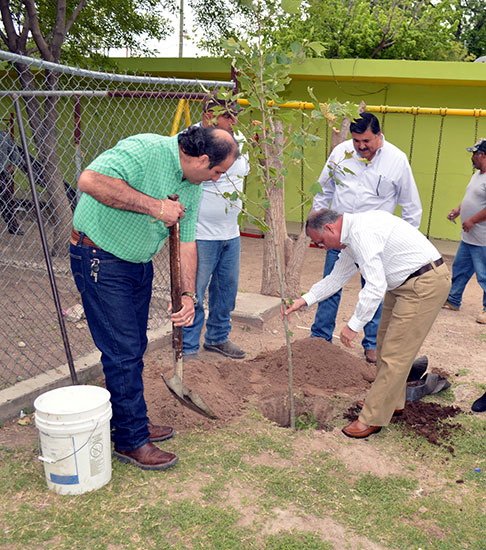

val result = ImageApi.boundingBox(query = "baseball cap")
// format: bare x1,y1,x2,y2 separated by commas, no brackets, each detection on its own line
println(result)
203,91,240,117
466,138,486,153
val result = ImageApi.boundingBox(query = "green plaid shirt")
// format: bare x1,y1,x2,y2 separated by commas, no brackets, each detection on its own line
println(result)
72,134,202,263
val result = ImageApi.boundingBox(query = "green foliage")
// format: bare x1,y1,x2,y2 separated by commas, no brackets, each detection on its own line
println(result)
454,0,486,59
1,0,175,67
295,411,318,430
269,0,465,61
192,0,468,61
218,1,358,223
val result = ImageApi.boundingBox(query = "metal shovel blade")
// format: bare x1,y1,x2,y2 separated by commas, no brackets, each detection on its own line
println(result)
161,370,217,420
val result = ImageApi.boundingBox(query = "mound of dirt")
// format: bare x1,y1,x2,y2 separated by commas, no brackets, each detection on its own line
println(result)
144,337,373,431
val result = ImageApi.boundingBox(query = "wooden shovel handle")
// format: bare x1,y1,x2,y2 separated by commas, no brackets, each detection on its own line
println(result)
168,194,183,353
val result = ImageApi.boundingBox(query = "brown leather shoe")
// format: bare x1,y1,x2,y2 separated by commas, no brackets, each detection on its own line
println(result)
148,422,176,442
114,441,178,470
355,400,404,416
364,349,377,364
342,420,381,438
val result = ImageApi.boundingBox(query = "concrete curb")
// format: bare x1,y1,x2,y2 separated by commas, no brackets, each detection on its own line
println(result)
0,323,172,422
0,292,281,422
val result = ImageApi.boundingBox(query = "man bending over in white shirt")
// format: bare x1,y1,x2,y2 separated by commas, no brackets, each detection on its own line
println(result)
285,208,450,439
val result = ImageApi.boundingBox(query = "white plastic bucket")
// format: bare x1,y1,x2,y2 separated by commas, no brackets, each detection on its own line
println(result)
34,385,112,495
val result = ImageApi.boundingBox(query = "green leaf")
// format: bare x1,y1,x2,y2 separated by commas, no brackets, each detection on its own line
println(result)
307,41,326,55
309,182,322,195
281,0,301,14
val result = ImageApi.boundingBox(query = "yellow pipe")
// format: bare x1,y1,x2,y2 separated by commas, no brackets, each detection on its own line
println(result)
237,98,486,117
170,98,484,137
367,105,486,117
170,99,187,136
183,101,192,127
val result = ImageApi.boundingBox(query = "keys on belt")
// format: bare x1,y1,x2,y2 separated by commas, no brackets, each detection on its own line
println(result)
90,258,100,283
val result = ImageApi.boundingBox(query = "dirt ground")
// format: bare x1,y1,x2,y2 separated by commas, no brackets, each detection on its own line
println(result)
2,235,485,457
141,236,480,449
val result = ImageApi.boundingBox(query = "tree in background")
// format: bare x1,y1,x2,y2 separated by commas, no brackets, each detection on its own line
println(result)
191,0,467,61
0,0,174,254
454,0,486,59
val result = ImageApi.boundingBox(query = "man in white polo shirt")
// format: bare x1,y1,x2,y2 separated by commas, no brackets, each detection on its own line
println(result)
183,93,250,360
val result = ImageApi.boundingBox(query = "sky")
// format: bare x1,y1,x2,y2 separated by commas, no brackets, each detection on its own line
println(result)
109,5,207,58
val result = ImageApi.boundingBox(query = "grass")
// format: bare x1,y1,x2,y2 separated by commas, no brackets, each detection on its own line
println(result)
1,408,486,549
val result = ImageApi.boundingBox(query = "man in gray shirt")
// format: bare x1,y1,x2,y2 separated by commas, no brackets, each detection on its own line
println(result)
444,138,486,324
443,138,486,413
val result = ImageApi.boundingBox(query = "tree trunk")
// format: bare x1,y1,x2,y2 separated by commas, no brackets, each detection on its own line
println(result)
260,120,310,297
284,224,309,297
17,64,72,256
330,100,367,153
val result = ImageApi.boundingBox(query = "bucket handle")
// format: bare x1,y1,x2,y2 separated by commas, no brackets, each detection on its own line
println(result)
37,419,100,464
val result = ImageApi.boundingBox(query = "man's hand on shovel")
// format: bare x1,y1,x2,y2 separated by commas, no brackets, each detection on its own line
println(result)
151,198,187,226
169,296,196,327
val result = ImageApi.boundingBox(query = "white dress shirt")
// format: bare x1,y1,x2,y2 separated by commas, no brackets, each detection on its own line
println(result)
302,211,441,333
312,136,422,228
195,127,250,240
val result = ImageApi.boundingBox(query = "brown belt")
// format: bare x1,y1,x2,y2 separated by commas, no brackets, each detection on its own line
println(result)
71,228,100,249
405,258,444,283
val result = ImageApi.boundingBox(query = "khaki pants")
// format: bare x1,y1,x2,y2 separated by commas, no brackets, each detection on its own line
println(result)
359,263,450,427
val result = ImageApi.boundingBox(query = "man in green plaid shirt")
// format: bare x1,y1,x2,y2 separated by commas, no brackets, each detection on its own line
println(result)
70,125,238,471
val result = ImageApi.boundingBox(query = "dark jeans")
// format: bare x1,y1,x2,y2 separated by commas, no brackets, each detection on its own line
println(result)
310,248,383,351
70,237,153,450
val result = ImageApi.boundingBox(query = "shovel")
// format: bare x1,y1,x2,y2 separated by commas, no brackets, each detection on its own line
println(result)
161,194,217,419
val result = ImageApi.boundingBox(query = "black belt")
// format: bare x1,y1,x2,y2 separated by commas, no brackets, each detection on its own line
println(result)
404,258,444,283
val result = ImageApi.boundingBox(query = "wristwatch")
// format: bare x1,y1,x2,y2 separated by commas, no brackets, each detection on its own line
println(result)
182,291,198,306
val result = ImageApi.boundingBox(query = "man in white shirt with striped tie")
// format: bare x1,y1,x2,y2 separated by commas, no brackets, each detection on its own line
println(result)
284,208,450,439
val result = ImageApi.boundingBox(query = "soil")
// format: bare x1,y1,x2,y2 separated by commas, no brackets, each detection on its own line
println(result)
3,236,485,457
344,401,463,454
146,337,373,432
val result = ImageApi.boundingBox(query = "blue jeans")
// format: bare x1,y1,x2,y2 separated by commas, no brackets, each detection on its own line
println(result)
70,238,153,450
183,237,240,354
447,241,486,310
310,248,382,351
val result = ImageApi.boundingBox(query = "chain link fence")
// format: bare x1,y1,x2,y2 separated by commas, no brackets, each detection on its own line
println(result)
0,51,234,390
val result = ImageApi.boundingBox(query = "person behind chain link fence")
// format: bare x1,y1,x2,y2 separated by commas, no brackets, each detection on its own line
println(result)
70,125,239,471
310,113,422,365
0,130,77,236
182,93,250,362
441,138,486,413
284,208,450,439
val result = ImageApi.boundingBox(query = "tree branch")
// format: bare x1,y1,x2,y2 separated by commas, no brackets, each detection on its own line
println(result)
64,0,87,37
23,0,54,60
0,0,20,51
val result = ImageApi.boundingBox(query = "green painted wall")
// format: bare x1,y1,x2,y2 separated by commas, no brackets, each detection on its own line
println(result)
115,57,486,242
